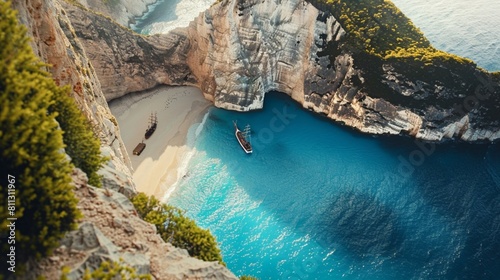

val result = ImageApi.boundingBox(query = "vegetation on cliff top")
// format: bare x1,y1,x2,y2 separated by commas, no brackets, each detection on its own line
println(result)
307,0,500,126
131,193,224,264
0,0,103,267
308,0,474,66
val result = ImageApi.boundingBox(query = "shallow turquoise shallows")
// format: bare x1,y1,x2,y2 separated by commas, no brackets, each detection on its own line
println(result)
168,92,500,279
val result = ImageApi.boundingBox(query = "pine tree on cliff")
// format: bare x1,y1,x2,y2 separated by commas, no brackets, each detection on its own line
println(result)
0,0,106,267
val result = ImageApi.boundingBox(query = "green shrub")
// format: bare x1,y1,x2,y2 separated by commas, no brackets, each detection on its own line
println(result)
49,89,106,187
131,193,224,264
0,0,80,265
308,0,475,66
309,0,430,55
61,260,152,280
240,276,259,280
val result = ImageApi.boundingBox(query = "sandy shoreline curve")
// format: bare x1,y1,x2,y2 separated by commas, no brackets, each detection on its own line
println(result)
109,86,211,197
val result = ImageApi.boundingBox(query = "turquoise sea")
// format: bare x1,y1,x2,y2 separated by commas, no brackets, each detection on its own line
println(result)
137,1,500,278
169,93,500,279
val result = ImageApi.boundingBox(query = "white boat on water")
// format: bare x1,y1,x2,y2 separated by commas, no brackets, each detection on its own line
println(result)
233,121,252,154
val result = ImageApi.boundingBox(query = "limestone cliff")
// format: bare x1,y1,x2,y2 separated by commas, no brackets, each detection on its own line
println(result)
13,0,134,196
185,0,347,111
66,0,500,142
62,1,196,101
184,0,500,141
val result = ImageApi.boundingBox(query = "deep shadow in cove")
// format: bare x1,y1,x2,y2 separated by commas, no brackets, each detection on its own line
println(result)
316,191,404,259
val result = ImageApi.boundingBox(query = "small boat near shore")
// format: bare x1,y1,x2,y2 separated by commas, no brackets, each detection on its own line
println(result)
234,121,252,154
133,142,146,155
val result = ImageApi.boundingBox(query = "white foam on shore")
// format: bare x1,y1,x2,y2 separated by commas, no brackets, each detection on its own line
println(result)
162,110,211,201
195,110,210,139
133,0,216,35
161,149,195,201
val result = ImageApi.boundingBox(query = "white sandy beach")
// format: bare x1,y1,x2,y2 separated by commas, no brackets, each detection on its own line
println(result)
109,86,211,197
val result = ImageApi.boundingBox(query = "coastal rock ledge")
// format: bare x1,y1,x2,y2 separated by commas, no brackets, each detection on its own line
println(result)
29,169,238,280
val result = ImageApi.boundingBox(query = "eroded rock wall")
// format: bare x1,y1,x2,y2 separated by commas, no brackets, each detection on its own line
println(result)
62,2,196,101
186,0,346,110
13,0,135,194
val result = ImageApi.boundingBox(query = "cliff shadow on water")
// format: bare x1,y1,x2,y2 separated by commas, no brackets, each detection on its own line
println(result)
316,191,404,257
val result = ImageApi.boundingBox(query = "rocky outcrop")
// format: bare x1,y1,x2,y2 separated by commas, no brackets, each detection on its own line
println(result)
30,169,238,279
62,2,196,101
65,0,500,142
183,0,500,141
185,0,346,111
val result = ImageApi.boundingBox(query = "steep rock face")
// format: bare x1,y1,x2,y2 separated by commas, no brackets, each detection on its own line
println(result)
63,2,196,101
186,0,346,110
30,169,238,280
184,0,500,141
13,0,135,195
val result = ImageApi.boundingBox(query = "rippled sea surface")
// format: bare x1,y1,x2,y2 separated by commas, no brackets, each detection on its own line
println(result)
390,0,500,71
168,92,500,279
134,0,500,278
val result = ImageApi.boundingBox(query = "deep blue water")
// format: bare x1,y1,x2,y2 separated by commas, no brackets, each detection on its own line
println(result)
168,92,500,279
